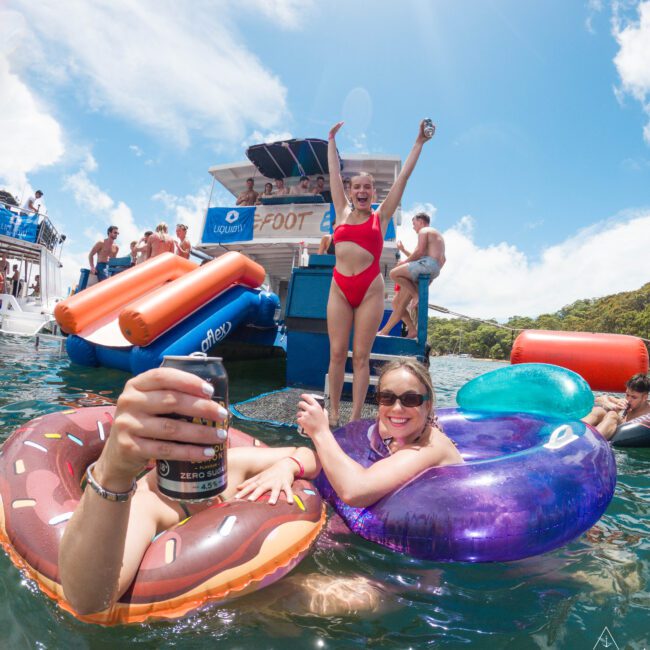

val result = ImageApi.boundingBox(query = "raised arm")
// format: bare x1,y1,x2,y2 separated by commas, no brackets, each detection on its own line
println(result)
378,120,433,225
328,122,349,219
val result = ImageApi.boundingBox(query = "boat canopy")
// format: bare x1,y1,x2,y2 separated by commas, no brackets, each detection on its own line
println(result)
245,138,338,180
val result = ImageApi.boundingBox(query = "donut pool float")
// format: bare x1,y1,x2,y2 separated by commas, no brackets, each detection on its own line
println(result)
611,413,650,447
315,409,616,562
0,406,325,625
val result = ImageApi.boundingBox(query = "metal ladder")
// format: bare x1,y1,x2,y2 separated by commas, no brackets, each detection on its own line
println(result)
323,351,404,398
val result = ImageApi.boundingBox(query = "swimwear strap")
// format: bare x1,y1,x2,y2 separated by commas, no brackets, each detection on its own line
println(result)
86,462,137,502
287,456,305,478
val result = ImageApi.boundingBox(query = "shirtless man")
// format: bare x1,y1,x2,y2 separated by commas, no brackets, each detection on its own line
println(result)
378,213,445,338
175,224,191,259
291,176,313,196
88,226,119,282
146,223,175,259
274,178,290,196
236,178,259,206
583,374,650,440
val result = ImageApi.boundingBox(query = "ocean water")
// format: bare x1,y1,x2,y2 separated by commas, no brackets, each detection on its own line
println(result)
0,336,648,649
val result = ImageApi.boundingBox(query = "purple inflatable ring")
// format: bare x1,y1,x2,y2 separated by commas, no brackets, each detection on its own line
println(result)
315,408,616,562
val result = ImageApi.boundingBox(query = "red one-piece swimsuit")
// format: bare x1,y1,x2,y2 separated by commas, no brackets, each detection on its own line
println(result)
332,211,384,308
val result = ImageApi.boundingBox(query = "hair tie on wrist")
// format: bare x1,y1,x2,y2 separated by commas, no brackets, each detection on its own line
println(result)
287,456,305,478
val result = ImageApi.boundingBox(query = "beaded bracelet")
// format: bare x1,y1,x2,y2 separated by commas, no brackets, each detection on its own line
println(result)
86,462,137,502
287,456,305,478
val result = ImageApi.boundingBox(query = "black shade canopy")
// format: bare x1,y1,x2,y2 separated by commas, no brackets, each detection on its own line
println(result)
245,138,343,180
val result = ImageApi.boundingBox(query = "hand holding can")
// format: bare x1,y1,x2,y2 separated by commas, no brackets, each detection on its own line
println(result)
297,393,326,437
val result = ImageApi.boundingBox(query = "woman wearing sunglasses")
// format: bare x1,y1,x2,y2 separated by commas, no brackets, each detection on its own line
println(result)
295,359,463,507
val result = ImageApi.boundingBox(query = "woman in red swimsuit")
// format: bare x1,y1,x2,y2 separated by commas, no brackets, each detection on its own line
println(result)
326,120,433,425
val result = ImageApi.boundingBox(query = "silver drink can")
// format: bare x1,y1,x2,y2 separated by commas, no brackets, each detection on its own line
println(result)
423,118,436,139
157,352,229,502
297,393,326,437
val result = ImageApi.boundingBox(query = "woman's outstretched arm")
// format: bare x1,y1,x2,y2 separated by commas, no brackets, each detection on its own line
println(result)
378,120,433,226
59,368,227,615
328,122,349,219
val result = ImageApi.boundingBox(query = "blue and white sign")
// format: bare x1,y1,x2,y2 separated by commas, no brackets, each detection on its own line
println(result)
203,207,254,244
0,208,38,243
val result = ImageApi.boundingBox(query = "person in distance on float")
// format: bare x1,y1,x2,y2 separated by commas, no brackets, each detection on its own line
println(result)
174,224,191,259
58,359,460,616
325,119,433,425
146,222,175,258
583,373,650,440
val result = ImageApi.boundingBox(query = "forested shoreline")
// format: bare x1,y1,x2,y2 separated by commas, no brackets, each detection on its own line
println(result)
427,282,650,360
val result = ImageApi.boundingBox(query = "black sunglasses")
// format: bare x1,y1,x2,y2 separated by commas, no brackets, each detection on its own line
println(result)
376,391,429,407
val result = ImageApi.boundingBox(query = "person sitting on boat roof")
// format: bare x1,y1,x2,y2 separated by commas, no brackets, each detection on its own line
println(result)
58,359,460,616
378,213,446,338
274,178,290,196
342,177,351,200
88,226,119,282
146,222,176,259
314,175,332,203
236,177,259,206
21,190,43,215
583,373,650,440
291,175,313,195
325,120,433,425
175,224,192,259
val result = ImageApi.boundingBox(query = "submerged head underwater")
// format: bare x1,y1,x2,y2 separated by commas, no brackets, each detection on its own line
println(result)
0,336,647,649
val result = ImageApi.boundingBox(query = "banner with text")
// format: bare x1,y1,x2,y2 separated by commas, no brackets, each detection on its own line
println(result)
203,207,255,243
0,208,38,243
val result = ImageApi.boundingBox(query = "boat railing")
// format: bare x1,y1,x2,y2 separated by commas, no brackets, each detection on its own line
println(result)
0,199,61,254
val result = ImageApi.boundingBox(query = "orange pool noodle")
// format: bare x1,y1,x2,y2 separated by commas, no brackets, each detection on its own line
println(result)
119,251,266,346
55,254,196,334
510,330,649,393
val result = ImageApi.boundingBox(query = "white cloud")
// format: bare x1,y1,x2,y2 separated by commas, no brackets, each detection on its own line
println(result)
152,187,212,243
427,209,650,321
63,168,140,249
612,1,650,143
0,11,64,192
236,0,314,29
241,130,294,149
9,1,293,149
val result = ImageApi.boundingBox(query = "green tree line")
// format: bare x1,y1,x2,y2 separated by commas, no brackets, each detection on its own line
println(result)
427,282,650,360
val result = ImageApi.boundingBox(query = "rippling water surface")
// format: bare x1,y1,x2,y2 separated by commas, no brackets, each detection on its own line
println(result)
0,337,647,649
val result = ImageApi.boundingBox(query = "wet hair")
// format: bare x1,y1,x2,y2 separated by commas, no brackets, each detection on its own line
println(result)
156,222,168,233
627,373,650,394
144,230,153,237
413,212,431,225
107,225,118,235
377,359,436,414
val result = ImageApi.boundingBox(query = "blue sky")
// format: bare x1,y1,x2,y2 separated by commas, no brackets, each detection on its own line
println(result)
1,0,649,319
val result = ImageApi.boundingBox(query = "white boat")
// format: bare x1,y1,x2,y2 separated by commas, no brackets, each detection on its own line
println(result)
196,138,403,305
0,197,65,336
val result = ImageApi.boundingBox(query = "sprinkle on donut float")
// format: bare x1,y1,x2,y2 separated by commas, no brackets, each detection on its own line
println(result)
0,406,325,625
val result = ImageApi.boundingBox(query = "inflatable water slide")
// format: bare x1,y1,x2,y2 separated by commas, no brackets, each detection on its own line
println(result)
54,252,279,375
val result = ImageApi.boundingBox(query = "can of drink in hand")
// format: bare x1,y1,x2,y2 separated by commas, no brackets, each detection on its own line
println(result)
423,118,436,139
157,353,229,501
297,393,326,437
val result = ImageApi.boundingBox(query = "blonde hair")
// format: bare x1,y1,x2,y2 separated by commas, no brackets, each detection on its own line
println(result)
377,359,436,416
351,172,375,187
156,222,168,233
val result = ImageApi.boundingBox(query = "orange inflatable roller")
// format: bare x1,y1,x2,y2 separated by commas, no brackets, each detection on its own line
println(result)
119,251,265,346
55,254,197,334
511,329,649,392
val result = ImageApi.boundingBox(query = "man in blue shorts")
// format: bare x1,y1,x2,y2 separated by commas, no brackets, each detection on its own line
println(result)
378,213,445,338
88,226,119,282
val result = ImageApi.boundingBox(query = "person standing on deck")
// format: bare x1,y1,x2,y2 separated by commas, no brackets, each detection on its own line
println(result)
21,190,43,214
236,178,259,206
88,226,119,282
146,223,175,259
175,224,191,259
378,213,445,338
10,264,21,297
325,120,433,426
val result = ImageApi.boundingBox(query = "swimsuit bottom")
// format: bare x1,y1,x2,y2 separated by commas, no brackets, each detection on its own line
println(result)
407,256,440,282
333,261,380,309
96,262,110,282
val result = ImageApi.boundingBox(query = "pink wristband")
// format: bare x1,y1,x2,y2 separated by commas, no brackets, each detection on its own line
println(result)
288,456,305,478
